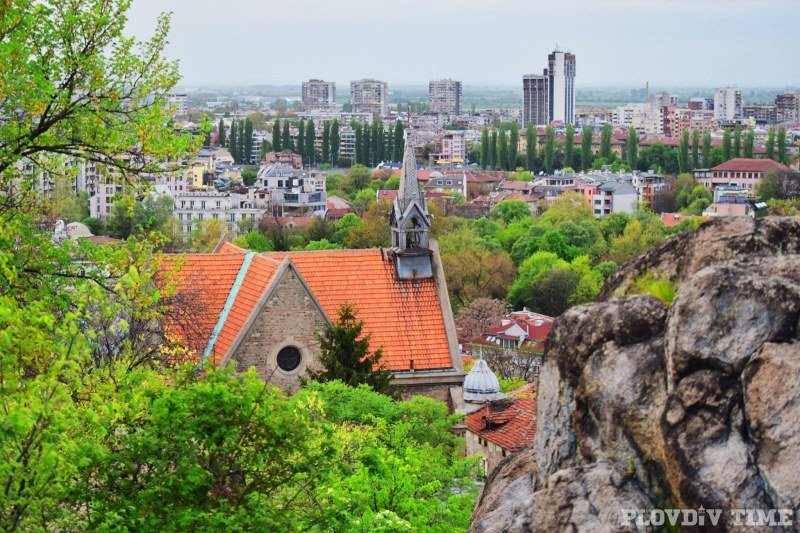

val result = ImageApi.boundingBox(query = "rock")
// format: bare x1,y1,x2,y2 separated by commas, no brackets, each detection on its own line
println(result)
471,218,800,532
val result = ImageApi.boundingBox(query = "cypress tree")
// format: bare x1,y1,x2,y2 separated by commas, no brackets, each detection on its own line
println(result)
600,123,612,160
218,118,226,147
678,129,690,174
509,121,519,171
370,119,380,166
525,122,536,171
297,120,305,164
766,128,775,160
626,127,639,170
564,124,575,170
305,119,315,167
386,124,394,163
744,129,754,159
354,124,362,165
722,129,731,162
733,124,742,158
702,130,712,166
581,126,593,172
489,129,497,170
362,124,371,167
330,119,340,167
376,122,385,163
229,120,238,163
544,126,555,173
691,129,700,170
778,126,787,164
243,118,253,163
282,122,291,153
322,121,330,164
393,120,404,162
481,126,489,170
498,123,508,171
272,119,281,153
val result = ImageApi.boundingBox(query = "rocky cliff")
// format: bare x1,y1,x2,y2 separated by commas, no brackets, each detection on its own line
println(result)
470,217,800,532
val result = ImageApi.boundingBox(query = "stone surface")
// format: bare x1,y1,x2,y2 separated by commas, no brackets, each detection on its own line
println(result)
471,217,800,532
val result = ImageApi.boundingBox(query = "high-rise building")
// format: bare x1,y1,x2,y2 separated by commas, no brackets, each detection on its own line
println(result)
301,79,336,112
428,79,462,115
714,87,742,121
351,79,388,116
522,71,549,126
775,89,799,124
548,51,576,124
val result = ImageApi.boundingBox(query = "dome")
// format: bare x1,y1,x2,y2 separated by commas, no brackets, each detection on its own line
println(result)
429,171,444,179
463,356,504,403
66,222,93,238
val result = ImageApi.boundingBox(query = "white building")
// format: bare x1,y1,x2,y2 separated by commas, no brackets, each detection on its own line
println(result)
548,50,576,124
173,190,265,235
351,79,388,116
714,87,742,121
592,180,638,218
255,164,327,216
167,93,188,118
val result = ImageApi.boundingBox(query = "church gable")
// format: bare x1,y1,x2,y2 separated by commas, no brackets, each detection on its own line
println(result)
226,261,329,393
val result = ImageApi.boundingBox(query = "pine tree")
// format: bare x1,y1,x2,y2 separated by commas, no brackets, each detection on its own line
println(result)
498,123,508,171
305,119,315,167
526,122,537,171
229,120,238,163
722,129,731,162
678,129,690,174
282,122,291,153
508,121,519,171
243,118,253,163
702,130,712,166
272,119,281,153
733,124,742,158
691,129,700,170
393,120,404,162
354,123,362,165
330,119,340,167
564,124,574,170
766,128,775,160
321,121,330,164
217,118,226,147
744,129,754,159
600,123,612,160
297,120,305,165
626,127,639,170
581,126,593,172
489,129,497,170
778,127,787,164
544,126,555,173
481,126,489,170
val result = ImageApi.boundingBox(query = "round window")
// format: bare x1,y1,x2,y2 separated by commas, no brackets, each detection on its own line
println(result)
277,346,302,372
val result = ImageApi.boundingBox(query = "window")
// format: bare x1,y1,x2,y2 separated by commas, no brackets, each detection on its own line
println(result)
277,346,302,372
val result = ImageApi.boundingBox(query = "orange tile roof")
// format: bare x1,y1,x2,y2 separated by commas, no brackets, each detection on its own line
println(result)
466,397,537,452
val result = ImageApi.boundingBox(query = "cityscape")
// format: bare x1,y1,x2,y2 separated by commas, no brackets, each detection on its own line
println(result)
3,0,800,531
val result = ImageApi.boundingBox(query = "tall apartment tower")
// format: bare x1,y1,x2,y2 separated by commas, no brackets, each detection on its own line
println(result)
548,51,576,124
428,79,462,115
775,89,800,124
522,71,549,126
351,79,388,116
714,86,742,121
301,79,336,111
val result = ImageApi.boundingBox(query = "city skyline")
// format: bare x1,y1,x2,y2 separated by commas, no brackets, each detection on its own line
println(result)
126,0,800,88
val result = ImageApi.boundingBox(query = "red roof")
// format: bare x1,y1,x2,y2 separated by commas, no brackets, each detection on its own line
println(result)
711,158,790,173
466,396,537,451
158,245,455,372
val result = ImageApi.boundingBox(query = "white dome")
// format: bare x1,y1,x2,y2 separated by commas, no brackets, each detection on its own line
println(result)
463,357,504,402
66,222,93,238
429,171,444,179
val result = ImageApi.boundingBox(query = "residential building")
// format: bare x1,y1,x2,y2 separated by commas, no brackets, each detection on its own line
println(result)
742,104,777,126
428,79,462,115
350,79,388,116
423,170,468,198
432,131,467,163
698,158,791,192
173,189,265,235
301,79,336,112
263,152,303,169
167,93,188,118
775,90,800,124
255,164,327,216
548,50,576,124
522,72,549,126
714,86,742,121
591,180,638,218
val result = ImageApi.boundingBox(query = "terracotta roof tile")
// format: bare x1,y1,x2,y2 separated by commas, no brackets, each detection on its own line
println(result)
711,157,790,173
466,397,537,451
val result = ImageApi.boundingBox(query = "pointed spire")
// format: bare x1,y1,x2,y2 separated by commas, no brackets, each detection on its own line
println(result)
398,135,421,212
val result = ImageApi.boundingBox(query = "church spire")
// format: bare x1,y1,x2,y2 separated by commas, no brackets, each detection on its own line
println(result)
397,139,423,213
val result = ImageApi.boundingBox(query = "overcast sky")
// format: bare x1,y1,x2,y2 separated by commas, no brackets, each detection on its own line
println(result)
126,0,800,89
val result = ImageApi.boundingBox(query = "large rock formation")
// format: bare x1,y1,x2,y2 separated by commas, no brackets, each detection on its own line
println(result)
471,217,800,532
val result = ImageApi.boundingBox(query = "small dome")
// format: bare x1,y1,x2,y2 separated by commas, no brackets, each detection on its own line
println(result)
66,222,93,238
464,357,504,402
429,171,444,179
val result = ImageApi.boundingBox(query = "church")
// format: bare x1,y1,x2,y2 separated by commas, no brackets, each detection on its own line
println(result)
159,142,466,408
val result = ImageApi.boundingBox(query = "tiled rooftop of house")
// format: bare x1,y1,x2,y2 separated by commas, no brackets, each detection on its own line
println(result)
466,394,537,452
711,158,790,173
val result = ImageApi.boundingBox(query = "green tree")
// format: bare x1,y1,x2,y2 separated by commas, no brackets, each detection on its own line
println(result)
544,125,556,173
626,127,639,170
702,130,712,167
393,119,404,162
691,129,700,169
297,120,305,164
490,129,498,170
218,118,226,147
481,126,489,170
744,128,754,159
526,122,537,171
243,118,254,162
348,164,372,191
564,124,575,170
509,121,520,171
678,129,690,174
240,168,257,186
766,128,776,160
305,303,393,394
354,123,363,165
498,123,508,171
322,120,331,164
492,199,531,224
229,119,238,162
362,123,371,167
51,179,90,223
581,126,593,171
282,121,292,153
722,128,731,162
778,126,787,164
733,124,742,158
330,119,340,167
600,123,612,160
272,118,281,153
305,119,315,166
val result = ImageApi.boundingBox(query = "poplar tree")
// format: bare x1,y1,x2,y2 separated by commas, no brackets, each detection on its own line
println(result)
600,123,612,160
282,122,291,153
581,126,593,171
370,119,380,165
243,118,253,163
744,129,754,159
778,127,787,164
330,119,340,167
525,122,537,171
564,124,574,169
272,119,281,153
386,125,394,163
489,129,497,170
678,129,690,174
297,120,305,164
237,121,247,164
305,119,315,166
481,126,489,170
354,124,363,165
722,129,731,162
362,124,371,167
498,123,508,171
626,127,639,170
766,128,776,160
218,118,226,147
702,130,712,166
394,120,404,162
544,126,555,173
733,124,742,158
691,129,700,170
229,120,238,162
508,121,519,170
322,121,330,164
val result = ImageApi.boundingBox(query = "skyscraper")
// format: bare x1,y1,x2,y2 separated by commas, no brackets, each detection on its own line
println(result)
301,79,336,112
351,79,388,116
522,71,549,126
428,79,462,115
548,51,576,124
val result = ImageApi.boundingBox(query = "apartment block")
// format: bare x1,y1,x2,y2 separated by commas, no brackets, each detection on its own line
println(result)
714,87,742,121
522,72,549,126
301,79,336,112
351,79,388,116
548,51,576,124
428,79,462,115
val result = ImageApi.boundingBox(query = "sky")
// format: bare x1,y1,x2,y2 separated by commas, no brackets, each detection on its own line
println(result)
125,0,800,89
